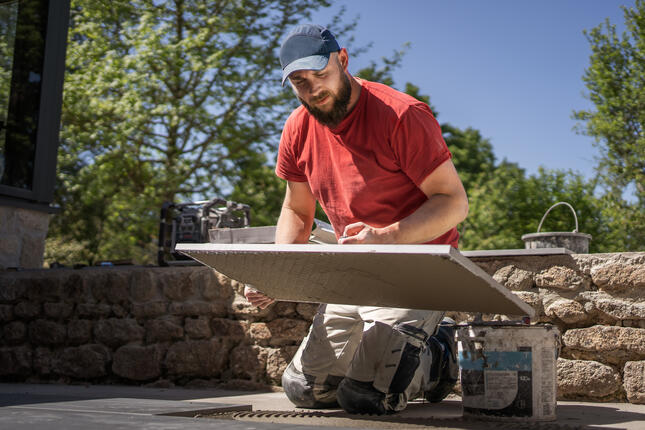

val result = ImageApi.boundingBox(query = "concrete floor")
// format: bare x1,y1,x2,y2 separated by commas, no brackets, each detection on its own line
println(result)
0,383,644,429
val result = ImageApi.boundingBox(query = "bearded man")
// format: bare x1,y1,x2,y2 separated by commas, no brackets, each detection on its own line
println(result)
245,24,469,415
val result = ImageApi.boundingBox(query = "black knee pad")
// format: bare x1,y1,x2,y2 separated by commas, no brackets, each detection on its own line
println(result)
388,342,421,394
337,377,387,415
282,363,339,408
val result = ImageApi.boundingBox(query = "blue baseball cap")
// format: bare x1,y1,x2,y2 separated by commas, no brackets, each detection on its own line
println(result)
279,24,340,86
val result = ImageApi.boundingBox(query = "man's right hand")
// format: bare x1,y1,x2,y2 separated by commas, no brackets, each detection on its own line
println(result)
244,285,275,309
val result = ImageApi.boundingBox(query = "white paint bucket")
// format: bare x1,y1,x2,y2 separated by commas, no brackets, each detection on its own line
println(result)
456,324,560,421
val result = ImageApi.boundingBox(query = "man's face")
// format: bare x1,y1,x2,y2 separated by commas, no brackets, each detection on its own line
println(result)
289,53,352,127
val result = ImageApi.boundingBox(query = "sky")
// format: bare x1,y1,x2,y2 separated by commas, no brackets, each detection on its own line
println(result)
308,0,636,180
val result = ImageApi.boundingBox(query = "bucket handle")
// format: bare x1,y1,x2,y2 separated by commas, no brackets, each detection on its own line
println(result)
537,202,579,233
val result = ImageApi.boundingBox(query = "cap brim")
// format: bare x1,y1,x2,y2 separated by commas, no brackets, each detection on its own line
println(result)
281,54,330,86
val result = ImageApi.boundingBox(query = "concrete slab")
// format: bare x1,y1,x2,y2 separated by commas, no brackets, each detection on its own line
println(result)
176,243,535,316
462,248,573,258
1,384,644,429
3,397,250,416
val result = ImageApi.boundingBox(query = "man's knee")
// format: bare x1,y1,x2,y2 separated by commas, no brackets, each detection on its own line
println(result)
282,363,339,408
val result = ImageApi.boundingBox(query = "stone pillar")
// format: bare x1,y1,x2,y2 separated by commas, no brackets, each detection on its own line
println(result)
0,205,50,269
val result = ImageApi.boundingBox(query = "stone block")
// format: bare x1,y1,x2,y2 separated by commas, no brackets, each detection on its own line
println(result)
273,302,297,317
90,271,130,304
112,344,163,381
512,291,543,317
249,322,271,343
111,305,127,318
544,298,588,325
62,273,91,301
129,270,159,302
52,344,109,379
493,265,533,291
165,339,229,378
0,346,32,376
267,318,309,346
591,256,645,291
557,358,621,399
266,346,298,383
76,303,112,318
210,318,248,339
2,321,26,345
194,268,231,300
623,361,645,404
563,325,645,363
68,319,93,344
296,303,319,320
230,344,268,380
162,272,197,301
33,347,52,375
43,302,74,319
14,301,40,319
145,318,184,343
25,276,63,302
185,317,211,339
29,319,67,346
131,301,168,318
594,297,645,321
168,301,227,317
94,318,144,347
535,266,588,290
0,278,25,303
0,305,13,322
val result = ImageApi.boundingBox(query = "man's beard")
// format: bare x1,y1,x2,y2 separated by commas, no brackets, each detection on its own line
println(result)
299,72,352,128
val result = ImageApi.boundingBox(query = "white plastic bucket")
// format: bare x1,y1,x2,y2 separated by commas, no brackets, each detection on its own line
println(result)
456,324,560,421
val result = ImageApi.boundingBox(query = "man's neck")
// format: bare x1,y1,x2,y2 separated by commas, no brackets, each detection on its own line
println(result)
346,74,362,113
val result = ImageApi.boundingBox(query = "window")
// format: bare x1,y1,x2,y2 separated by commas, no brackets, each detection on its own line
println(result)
0,0,69,211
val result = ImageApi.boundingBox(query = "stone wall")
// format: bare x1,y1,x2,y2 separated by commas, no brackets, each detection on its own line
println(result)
0,252,643,404
465,252,644,404
0,206,50,270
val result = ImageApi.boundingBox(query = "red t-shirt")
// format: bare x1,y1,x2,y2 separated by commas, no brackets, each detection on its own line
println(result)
275,79,459,247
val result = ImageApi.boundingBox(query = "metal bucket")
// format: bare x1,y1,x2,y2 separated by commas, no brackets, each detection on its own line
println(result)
457,324,560,421
521,202,592,253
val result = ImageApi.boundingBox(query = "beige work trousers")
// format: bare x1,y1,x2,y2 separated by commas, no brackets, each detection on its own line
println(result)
285,304,444,409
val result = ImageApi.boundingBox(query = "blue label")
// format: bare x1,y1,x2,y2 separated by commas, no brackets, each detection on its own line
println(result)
459,350,532,371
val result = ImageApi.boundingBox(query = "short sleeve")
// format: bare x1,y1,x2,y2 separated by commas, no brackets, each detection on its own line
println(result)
390,104,452,187
275,116,308,182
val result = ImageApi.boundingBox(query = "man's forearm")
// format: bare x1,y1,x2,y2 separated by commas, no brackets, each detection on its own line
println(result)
275,205,313,244
382,193,468,244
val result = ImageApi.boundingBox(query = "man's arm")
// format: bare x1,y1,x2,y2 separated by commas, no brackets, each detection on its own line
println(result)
275,180,317,244
340,159,468,244
244,180,316,308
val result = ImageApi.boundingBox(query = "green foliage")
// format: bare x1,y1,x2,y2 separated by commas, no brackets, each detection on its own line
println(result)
47,0,337,264
572,0,644,251
573,0,645,200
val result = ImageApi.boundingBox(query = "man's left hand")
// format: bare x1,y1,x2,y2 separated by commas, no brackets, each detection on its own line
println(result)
338,222,389,244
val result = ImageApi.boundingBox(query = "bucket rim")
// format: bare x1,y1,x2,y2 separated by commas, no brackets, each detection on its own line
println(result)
521,232,592,240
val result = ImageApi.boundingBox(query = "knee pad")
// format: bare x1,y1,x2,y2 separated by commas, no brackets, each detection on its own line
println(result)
282,363,340,408
337,377,387,415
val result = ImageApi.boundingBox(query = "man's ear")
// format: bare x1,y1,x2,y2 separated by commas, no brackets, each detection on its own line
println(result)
337,48,349,70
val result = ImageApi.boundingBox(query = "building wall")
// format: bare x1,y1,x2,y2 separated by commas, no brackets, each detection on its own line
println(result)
0,206,50,269
0,252,643,403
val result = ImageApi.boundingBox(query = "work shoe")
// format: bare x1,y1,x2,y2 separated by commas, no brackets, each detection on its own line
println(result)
424,317,459,403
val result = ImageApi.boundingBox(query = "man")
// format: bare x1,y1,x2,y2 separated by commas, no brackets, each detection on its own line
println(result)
245,24,469,415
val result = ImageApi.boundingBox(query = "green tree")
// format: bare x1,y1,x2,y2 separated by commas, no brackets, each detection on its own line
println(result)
572,0,644,251
460,166,613,253
47,0,339,264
